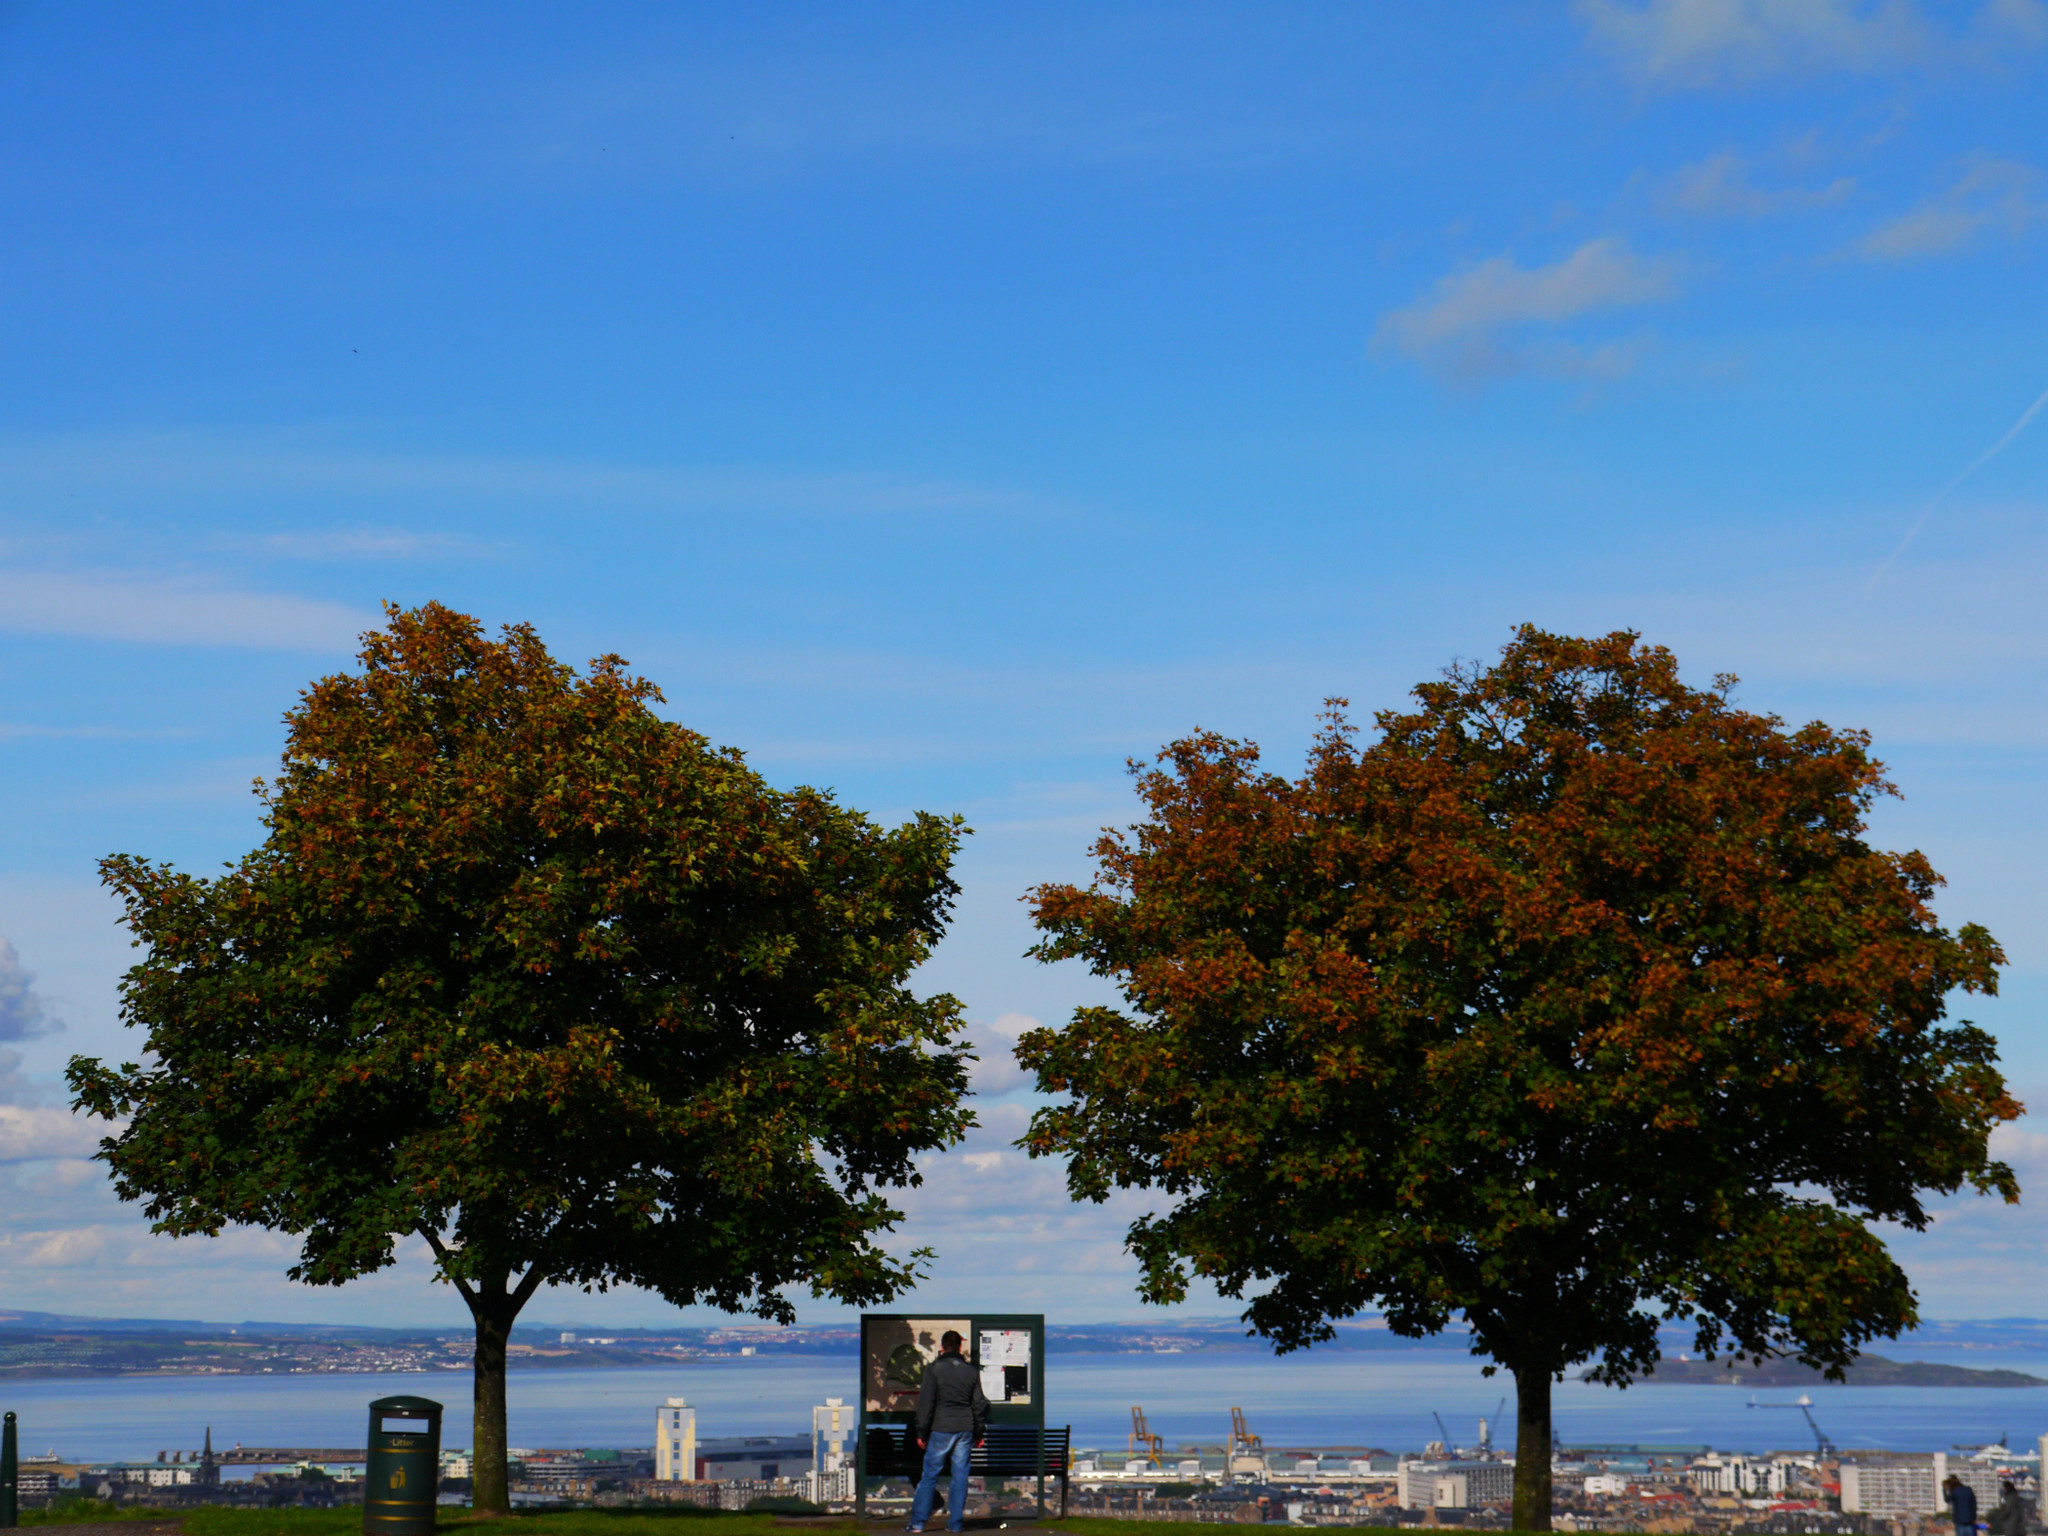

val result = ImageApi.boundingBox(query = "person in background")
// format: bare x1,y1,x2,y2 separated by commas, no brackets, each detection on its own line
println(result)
1944,1473,1978,1536
1993,1478,2025,1536
908,1330,989,1534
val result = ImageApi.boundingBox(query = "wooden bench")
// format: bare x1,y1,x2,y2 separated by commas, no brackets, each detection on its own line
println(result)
859,1423,1073,1517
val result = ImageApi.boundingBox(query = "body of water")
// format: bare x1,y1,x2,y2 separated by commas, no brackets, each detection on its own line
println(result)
4,1350,2046,1463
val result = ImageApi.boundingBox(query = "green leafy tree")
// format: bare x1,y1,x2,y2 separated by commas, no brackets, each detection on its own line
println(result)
1018,627,2018,1530
71,603,974,1513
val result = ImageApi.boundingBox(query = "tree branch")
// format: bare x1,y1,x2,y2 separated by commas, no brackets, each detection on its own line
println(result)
417,1224,479,1311
509,1264,549,1315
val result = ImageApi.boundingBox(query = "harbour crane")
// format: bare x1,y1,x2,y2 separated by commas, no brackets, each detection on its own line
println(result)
1433,1412,1455,1456
1746,1394,1839,1457
1479,1398,1505,1454
1229,1408,1263,1461
1129,1407,1165,1464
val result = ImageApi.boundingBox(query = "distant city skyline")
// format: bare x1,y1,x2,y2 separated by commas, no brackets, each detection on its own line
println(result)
3,1,2045,1330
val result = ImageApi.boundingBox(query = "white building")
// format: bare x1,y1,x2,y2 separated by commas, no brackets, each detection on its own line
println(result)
1837,1455,2013,1516
807,1397,855,1506
656,1397,698,1482
1690,1453,1790,1496
1399,1459,1514,1509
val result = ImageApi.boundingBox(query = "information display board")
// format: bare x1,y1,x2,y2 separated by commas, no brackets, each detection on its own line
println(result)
859,1312,1044,1427
857,1312,1047,1514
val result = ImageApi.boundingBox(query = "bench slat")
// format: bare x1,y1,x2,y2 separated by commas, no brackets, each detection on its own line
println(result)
862,1424,1071,1477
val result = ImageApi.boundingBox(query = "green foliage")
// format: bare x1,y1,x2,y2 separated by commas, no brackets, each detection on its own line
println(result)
68,602,975,1511
1021,626,2019,1529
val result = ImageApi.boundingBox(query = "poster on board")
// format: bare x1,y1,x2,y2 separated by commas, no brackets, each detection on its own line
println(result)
862,1317,971,1413
977,1326,1032,1404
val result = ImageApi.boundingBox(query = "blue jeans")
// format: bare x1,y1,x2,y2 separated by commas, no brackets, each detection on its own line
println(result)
910,1429,974,1531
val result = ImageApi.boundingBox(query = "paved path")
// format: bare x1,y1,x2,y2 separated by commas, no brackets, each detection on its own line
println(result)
774,1518,1064,1534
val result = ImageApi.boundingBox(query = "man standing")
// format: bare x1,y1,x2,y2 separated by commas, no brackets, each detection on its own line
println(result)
1944,1474,1978,1536
909,1330,988,1533
1993,1479,2025,1536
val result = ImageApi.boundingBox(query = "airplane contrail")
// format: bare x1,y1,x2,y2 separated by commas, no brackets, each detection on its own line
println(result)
1867,380,2048,592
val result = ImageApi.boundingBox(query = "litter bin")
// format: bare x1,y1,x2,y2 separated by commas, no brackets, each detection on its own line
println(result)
2,1408,17,1529
363,1395,442,1536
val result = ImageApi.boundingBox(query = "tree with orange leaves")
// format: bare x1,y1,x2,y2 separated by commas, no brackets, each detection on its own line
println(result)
1018,627,2017,1530
71,603,974,1513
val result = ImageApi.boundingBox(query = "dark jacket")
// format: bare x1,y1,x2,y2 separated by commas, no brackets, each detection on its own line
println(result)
914,1350,989,1442
1948,1482,1978,1528
1994,1486,2025,1536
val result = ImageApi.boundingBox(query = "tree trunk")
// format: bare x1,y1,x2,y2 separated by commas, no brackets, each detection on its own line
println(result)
419,1231,545,1519
471,1302,513,1515
1512,1363,1553,1532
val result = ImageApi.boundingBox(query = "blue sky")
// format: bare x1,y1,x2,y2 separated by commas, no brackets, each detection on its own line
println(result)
2,0,2046,1332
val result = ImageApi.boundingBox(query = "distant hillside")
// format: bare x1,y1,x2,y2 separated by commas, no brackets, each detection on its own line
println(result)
9,1308,2048,1383
1609,1353,2048,1388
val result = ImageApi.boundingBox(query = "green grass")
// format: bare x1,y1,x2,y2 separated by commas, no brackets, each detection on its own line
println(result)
1049,1525,1560,1536
19,1512,1588,1536
23,1500,190,1525
21,1509,810,1536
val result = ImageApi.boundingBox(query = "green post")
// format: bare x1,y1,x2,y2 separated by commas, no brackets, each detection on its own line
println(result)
2,1408,17,1528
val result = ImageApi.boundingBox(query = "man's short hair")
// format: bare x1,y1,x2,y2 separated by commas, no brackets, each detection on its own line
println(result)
941,1330,964,1353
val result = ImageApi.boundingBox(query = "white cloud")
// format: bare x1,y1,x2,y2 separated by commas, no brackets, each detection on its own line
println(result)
1660,149,1856,217
0,722,172,741
0,431,1047,519
0,1050,32,1107
1372,238,1683,385
240,529,506,563
1876,1112,2048,1313
0,567,373,650
966,1011,1041,1098
0,937,59,1042
0,1106,107,1164
1858,158,2046,259
1578,0,2046,88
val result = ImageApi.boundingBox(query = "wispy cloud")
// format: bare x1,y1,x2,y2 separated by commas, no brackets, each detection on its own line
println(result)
0,1105,105,1164
0,722,163,742
966,1012,1040,1098
1857,158,2046,259
0,432,1049,520
0,939,60,1044
234,529,509,563
1659,148,1855,217
1372,238,1684,386
1578,0,2047,88
1866,380,2048,588
0,567,373,651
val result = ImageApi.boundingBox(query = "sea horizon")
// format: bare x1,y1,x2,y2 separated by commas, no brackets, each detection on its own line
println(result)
5,1348,2046,1465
